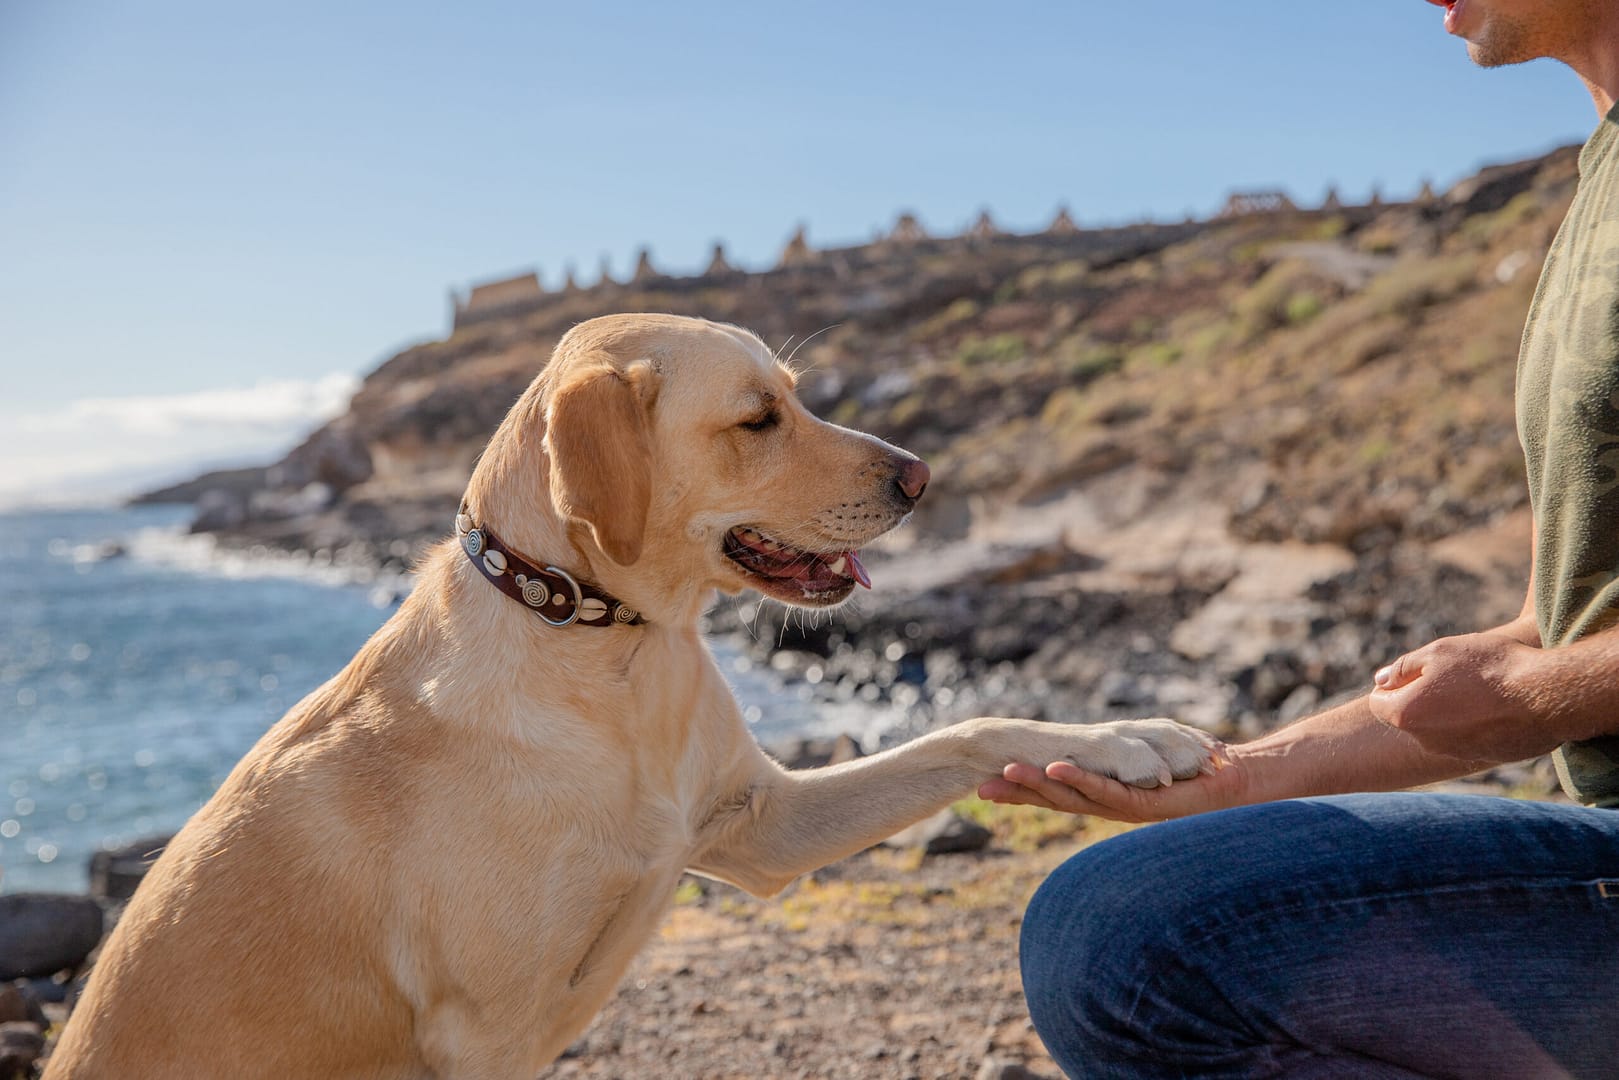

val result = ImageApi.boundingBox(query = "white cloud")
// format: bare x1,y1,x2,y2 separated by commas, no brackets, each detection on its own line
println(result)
34,374,359,437
0,374,360,506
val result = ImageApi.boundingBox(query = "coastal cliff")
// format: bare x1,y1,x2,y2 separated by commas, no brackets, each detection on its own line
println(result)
143,146,1578,745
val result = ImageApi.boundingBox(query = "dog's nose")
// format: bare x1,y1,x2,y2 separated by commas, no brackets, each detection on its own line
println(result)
895,458,930,502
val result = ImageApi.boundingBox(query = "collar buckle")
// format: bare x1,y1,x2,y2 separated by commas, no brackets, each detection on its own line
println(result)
536,565,583,628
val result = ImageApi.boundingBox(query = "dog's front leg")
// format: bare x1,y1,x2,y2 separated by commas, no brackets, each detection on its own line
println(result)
690,716,1220,897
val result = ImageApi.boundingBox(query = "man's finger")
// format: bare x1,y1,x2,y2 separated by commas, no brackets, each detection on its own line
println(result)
1001,761,1052,788
1373,655,1403,689
1046,762,1153,809
980,779,1114,818
1374,646,1427,691
977,778,1053,807
997,764,1102,814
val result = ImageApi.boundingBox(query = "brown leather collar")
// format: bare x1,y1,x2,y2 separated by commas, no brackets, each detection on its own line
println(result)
455,508,644,628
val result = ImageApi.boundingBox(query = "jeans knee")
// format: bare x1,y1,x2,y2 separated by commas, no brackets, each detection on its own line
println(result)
1020,837,1181,1066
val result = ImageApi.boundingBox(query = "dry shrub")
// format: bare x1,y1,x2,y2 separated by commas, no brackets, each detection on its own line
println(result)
1362,255,1481,319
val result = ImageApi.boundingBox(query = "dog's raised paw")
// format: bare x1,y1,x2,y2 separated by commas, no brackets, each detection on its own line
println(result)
1084,717,1225,789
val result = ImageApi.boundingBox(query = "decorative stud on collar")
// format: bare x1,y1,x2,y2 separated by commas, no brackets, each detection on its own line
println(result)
454,507,644,628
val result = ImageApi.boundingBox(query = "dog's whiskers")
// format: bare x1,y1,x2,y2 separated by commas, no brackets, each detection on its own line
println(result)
773,334,796,367
784,324,840,374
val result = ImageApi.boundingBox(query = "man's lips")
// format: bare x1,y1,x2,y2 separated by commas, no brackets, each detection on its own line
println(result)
1426,0,1465,34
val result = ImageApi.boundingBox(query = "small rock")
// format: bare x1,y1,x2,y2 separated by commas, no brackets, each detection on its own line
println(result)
0,1022,44,1080
985,541,1103,586
190,488,248,531
976,1057,1049,1080
0,987,43,1028
1276,683,1323,724
1095,670,1148,708
0,894,104,981
769,733,865,770
882,809,991,855
14,977,67,1006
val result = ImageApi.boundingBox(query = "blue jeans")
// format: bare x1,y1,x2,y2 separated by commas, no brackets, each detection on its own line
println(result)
1020,794,1619,1079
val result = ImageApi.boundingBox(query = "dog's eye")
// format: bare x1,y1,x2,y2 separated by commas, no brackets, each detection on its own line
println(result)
739,411,779,433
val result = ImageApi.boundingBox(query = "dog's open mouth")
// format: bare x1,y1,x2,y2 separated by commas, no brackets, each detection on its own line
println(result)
722,526,870,603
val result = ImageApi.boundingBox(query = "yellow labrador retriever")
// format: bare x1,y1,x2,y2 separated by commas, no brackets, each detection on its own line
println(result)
47,314,1218,1078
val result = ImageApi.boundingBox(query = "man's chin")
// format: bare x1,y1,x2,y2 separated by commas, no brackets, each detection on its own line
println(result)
1462,19,1548,69
1466,39,1526,67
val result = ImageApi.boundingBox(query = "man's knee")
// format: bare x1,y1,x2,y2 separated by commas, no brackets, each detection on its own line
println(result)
1019,830,1191,1063
1018,808,1305,1072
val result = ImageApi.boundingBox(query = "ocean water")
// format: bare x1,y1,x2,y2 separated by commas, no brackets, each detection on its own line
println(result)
0,506,819,894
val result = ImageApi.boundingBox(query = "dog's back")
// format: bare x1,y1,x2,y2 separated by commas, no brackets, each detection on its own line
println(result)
47,629,435,1077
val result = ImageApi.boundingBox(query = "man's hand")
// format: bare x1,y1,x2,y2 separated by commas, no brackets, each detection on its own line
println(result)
1368,632,1559,763
977,747,1249,823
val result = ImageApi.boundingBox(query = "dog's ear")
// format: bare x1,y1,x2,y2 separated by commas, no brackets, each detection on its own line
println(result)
546,365,652,566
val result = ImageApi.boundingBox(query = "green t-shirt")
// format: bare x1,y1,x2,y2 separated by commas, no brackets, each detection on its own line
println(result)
1518,102,1619,807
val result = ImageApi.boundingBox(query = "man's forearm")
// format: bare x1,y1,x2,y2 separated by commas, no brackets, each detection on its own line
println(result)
1474,607,1542,648
1232,694,1492,804
1233,610,1538,801
1523,627,1619,743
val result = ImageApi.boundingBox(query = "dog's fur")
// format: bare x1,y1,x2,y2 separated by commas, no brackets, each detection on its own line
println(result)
46,314,1217,1078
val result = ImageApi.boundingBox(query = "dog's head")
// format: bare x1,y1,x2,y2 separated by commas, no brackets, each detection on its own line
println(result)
508,314,927,615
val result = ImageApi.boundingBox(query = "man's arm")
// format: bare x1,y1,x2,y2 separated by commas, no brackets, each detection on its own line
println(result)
980,552,1547,822
977,692,1495,821
1371,621,1619,759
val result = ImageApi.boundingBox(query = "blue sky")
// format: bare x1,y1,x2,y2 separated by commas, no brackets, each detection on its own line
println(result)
0,1,1599,503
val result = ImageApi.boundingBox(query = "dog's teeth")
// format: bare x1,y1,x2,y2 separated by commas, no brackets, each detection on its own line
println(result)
828,556,847,575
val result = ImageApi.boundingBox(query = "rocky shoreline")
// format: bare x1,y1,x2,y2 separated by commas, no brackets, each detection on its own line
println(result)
164,468,1535,759
16,759,1552,1079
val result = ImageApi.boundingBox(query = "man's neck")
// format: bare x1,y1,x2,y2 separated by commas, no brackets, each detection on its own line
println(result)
1565,14,1619,117
1582,74,1616,119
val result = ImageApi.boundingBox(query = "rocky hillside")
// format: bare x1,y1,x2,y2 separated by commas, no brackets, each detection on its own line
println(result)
150,145,1581,746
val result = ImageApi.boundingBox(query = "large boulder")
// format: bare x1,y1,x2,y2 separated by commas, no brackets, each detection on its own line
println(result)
88,834,172,902
0,895,103,980
882,808,992,855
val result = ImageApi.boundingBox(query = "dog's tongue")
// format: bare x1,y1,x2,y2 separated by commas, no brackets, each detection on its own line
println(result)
844,549,871,589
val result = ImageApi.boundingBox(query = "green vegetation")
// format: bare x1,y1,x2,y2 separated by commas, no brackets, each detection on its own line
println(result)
950,797,1086,853
1357,434,1395,466
1138,342,1183,368
1056,338,1126,382
1039,386,1088,431
1461,191,1540,248
1306,215,1349,241
1284,292,1324,325
916,297,981,339
1362,255,1480,318
955,332,1027,367
1232,259,1327,340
